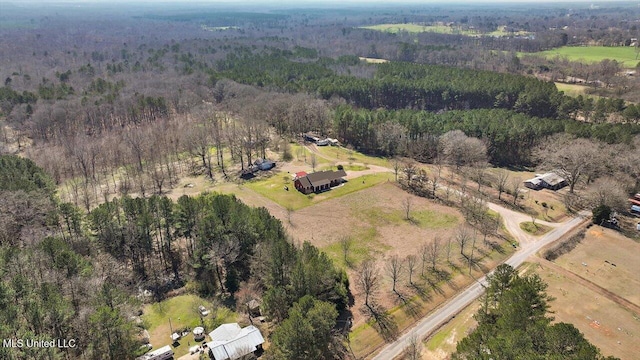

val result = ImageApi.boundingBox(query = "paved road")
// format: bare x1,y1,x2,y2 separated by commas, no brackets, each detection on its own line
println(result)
371,210,589,360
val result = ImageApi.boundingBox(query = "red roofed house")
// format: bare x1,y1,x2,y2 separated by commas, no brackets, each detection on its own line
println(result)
294,170,347,194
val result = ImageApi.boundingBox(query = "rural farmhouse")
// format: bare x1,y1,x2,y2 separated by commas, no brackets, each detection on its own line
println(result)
524,172,567,191
294,169,347,194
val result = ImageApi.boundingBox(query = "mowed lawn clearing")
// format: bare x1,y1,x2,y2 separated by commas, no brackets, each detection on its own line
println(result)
245,171,391,210
314,145,391,168
142,295,238,358
530,46,640,66
529,262,640,360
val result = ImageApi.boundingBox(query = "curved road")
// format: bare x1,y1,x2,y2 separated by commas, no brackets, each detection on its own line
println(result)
371,209,589,360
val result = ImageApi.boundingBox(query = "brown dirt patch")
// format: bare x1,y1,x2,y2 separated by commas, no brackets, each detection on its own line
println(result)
554,226,640,306
532,263,640,360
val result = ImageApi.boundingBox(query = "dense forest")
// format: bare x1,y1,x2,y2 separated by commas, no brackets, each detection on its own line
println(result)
0,155,348,359
2,2,640,359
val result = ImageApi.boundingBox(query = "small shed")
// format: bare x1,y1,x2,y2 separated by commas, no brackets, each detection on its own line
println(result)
247,299,261,317
631,205,640,214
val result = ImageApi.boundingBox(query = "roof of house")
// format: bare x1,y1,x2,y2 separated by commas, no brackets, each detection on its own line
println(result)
295,171,308,178
525,172,565,187
206,324,265,360
208,323,241,342
296,170,346,188
538,172,565,186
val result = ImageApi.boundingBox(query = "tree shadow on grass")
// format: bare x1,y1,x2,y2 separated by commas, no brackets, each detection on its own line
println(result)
408,282,432,303
392,290,421,319
361,303,399,342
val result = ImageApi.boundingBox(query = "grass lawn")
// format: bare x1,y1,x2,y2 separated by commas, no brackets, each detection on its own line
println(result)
142,294,237,358
319,164,369,172
555,82,598,98
519,221,552,236
315,146,390,168
322,227,390,268
245,172,391,210
289,143,331,166
529,46,640,66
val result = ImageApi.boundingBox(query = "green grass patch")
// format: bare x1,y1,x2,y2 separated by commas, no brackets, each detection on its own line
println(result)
245,172,391,210
411,209,460,229
555,82,595,97
142,294,238,357
315,146,390,167
322,227,389,268
519,221,552,236
289,143,331,166
319,164,369,172
526,46,640,66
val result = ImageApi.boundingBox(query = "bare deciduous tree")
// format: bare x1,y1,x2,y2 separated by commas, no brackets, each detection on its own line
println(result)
405,255,417,285
403,333,422,360
455,227,473,258
496,169,510,201
402,197,412,221
357,260,380,311
386,255,404,294
511,177,522,206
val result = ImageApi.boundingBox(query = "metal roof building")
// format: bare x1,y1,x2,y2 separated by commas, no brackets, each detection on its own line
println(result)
206,323,265,360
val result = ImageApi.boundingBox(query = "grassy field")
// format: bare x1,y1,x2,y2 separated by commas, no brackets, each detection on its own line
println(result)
519,221,552,236
315,146,391,168
361,24,530,37
530,46,640,66
244,171,391,210
554,226,640,306
142,295,238,358
555,82,597,97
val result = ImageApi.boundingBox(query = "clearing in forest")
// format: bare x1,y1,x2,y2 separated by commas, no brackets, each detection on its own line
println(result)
527,46,640,66
141,295,238,358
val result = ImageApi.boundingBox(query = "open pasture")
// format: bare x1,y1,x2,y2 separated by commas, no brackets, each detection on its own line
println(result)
532,46,640,66
554,226,640,306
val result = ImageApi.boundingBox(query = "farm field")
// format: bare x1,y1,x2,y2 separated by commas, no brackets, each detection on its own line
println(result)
530,261,640,360
553,226,640,307
528,46,640,66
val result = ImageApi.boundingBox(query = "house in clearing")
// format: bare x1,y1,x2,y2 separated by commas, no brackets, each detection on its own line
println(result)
206,323,264,360
524,172,567,191
294,169,347,194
